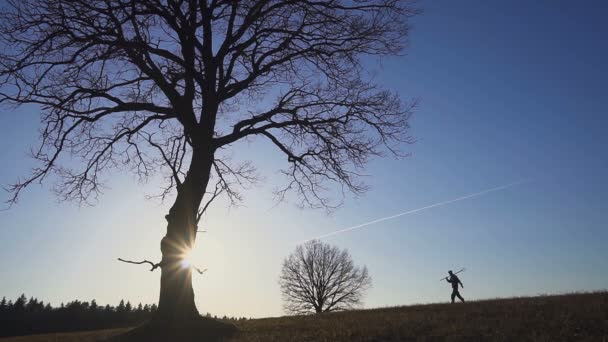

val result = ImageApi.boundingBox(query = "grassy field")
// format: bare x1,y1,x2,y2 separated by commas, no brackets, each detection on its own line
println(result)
1,292,607,341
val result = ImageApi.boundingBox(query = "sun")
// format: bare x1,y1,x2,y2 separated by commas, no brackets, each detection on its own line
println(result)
180,248,193,269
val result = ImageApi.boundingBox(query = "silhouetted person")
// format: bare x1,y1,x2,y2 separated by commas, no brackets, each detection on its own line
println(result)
446,270,465,303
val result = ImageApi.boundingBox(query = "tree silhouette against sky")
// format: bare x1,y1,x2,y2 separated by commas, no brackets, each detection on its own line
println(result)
280,240,371,314
0,0,417,328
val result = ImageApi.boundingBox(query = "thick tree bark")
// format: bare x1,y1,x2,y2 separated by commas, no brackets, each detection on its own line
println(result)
156,148,214,323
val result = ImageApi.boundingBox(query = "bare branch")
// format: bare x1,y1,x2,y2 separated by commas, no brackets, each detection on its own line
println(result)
193,266,207,275
117,258,161,272
1,0,418,237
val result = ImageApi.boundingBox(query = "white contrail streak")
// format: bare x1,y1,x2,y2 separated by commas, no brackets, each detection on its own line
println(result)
303,179,529,243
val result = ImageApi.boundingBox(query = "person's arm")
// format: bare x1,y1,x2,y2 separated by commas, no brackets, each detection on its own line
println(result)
459,279,464,288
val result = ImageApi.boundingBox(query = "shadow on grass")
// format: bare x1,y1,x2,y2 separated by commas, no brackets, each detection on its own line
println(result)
104,317,238,342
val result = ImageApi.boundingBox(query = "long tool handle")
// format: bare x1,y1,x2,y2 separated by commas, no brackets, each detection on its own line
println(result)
439,268,465,281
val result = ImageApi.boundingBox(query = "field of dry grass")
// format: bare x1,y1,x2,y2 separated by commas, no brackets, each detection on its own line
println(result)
1,292,607,341
0,329,130,342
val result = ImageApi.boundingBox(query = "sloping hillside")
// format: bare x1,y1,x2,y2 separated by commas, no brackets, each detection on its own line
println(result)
232,292,608,341
2,292,607,341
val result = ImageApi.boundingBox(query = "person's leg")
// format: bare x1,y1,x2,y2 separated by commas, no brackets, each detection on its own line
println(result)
451,290,456,303
456,291,465,302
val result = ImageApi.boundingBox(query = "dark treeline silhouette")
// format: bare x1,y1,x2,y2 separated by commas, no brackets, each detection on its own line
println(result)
0,294,156,337
0,294,249,337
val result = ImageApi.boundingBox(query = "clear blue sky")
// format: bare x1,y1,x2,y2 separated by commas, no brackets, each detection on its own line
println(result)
1,0,607,318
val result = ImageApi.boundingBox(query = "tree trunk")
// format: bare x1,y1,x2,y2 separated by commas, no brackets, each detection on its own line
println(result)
156,149,214,324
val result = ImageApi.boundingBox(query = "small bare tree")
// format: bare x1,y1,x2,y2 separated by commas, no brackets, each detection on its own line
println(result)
0,0,417,327
280,240,371,314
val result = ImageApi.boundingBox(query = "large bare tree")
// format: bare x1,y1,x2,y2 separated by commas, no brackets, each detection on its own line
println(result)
280,240,371,314
0,0,417,326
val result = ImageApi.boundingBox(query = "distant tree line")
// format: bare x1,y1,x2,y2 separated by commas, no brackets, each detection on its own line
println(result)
0,294,249,337
0,294,156,337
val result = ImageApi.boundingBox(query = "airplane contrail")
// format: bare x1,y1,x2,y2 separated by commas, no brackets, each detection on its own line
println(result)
303,179,529,243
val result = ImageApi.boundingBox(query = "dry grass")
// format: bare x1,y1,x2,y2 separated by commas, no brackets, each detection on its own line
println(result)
1,292,607,342
0,329,130,342
232,292,608,341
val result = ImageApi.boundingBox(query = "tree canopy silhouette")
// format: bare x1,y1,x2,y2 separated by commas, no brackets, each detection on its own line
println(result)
0,294,157,337
280,240,371,314
0,0,417,327
0,293,248,337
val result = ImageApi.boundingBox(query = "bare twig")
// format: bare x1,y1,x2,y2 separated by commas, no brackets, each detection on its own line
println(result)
193,267,208,275
117,258,162,272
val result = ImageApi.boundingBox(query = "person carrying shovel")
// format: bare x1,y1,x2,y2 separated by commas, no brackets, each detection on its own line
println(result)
444,270,465,303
